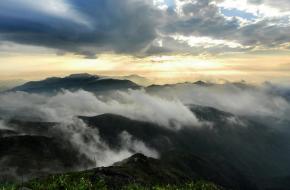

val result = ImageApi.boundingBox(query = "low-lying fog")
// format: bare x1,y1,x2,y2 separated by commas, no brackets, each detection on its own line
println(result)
0,81,290,185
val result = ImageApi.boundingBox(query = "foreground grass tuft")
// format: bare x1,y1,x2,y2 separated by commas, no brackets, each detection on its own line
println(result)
122,182,222,190
0,184,17,190
1,174,222,190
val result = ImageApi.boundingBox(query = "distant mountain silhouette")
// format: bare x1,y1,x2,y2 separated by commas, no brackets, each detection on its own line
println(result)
10,73,140,93
145,80,215,92
113,74,152,86
146,80,255,92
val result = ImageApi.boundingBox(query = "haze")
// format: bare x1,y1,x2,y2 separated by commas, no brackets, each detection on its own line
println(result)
0,0,289,84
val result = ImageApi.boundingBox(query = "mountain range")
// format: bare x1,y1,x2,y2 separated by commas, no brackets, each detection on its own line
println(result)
1,74,290,190
10,73,139,94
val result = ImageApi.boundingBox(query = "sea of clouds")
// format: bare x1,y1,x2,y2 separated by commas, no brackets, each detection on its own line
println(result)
0,83,289,170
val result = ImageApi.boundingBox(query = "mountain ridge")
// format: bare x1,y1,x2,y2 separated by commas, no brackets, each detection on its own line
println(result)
10,73,140,94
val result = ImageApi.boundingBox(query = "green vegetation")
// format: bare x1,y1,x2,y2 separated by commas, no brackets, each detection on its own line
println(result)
122,182,222,190
0,184,17,190
0,176,222,190
25,172,107,190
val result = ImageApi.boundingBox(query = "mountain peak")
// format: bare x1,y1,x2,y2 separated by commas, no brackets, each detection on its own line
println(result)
66,73,98,79
113,153,155,167
10,73,140,93
194,80,208,86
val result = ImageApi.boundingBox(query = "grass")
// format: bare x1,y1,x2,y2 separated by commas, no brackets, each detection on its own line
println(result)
0,184,17,190
0,173,223,190
122,182,222,190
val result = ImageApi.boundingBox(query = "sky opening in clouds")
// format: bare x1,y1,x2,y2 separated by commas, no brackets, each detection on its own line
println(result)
0,0,289,83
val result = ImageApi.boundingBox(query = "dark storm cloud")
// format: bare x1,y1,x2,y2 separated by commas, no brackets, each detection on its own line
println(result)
0,0,161,57
0,0,289,56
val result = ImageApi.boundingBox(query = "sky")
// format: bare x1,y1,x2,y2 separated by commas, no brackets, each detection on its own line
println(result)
0,0,289,84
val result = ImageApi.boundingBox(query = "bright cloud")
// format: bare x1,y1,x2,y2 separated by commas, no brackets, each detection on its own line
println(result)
218,0,290,18
171,35,247,48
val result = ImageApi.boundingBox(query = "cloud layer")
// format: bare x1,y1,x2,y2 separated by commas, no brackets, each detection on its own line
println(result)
148,83,290,119
55,119,159,167
0,0,289,57
0,90,201,129
1,82,290,180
